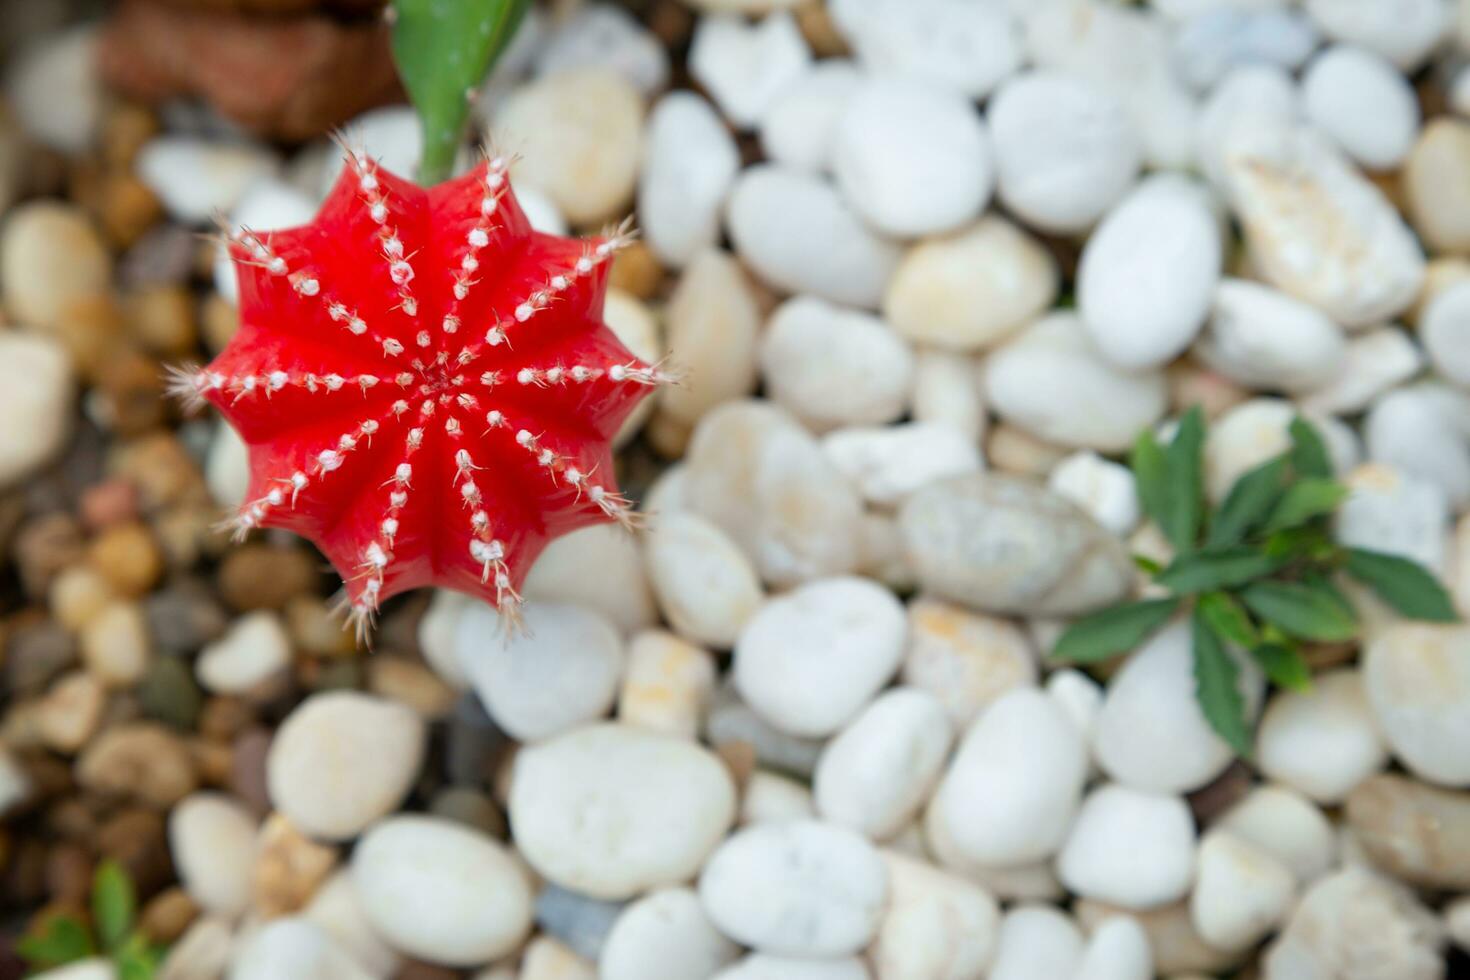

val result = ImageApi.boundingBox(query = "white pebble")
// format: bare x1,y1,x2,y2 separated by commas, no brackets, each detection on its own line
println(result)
689,13,811,129
1364,623,1470,788
1078,175,1222,370
1302,45,1419,170
4,26,102,154
351,816,532,967
645,513,762,649
1057,784,1197,910
931,688,1088,866
1074,916,1152,980
988,70,1141,235
760,296,914,431
1420,280,1470,388
522,523,657,635
231,919,373,980
727,165,901,309
167,793,256,918
1190,831,1296,952
535,5,668,95
911,350,985,443
988,905,1084,980
821,423,981,506
510,723,736,899
301,870,400,980
698,819,887,956
267,691,426,841
1047,451,1140,537
901,598,1036,729
1172,8,1321,91
868,851,1000,980
1194,278,1347,393
600,888,740,980
1336,464,1450,573
454,600,623,742
195,611,290,695
639,93,739,268
0,332,72,488
734,577,905,738
618,631,718,739
831,77,992,238
814,688,952,840
136,137,281,225
1216,784,1336,884
1365,386,1470,512
1299,326,1423,417
1256,669,1389,804
1303,0,1448,70
830,0,1022,99
759,61,860,174
712,956,868,980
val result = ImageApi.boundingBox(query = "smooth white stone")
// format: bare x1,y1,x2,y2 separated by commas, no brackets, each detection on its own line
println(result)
1256,669,1389,804
831,77,993,238
1078,175,1222,370
510,723,736,899
988,905,1084,980
883,215,1058,352
1302,44,1419,169
734,576,906,738
661,248,762,427
1205,398,1358,503
832,0,1021,99
535,4,668,95
1336,464,1450,573
454,601,623,742
1047,451,1141,537
168,793,256,918
136,137,280,225
1172,8,1321,90
1216,784,1336,884
726,166,901,309
705,682,824,777
698,819,887,956
645,513,762,649
1303,0,1449,70
760,296,914,431
740,770,816,826
617,631,718,739
231,920,372,980
1299,326,1423,416
351,816,531,966
988,69,1142,235
1224,120,1425,328
600,888,740,980
711,956,869,980
1195,64,1299,192
195,611,290,695
931,688,1088,866
1364,622,1470,788
911,350,986,443
522,523,657,635
320,106,422,195
985,312,1169,452
301,870,400,980
1057,785,1197,910
1074,916,1153,980
1421,280,1470,388
689,13,811,129
868,851,1001,980
416,590,471,690
901,597,1037,729
1189,831,1296,952
1365,386,1470,512
639,92,740,268
821,423,981,505
267,691,426,841
759,61,860,174
814,688,953,840
0,332,73,488
4,26,101,154
1194,278,1347,393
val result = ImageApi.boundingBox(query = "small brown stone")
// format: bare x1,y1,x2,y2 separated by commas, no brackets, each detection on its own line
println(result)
50,295,128,381
87,521,164,597
395,961,461,980
795,1,849,57
14,512,86,599
645,407,692,459
146,581,229,655
198,696,256,741
97,172,165,249
37,671,108,754
101,102,162,172
715,740,757,793
428,786,506,839
4,619,78,695
92,346,169,435
123,283,196,356
366,656,455,721
189,736,236,788
217,543,320,611
230,727,272,815
45,797,101,842
251,812,337,918
98,0,404,141
1346,774,1470,890
284,595,357,659
75,722,197,808
608,240,665,300
97,806,172,897
201,292,240,354
152,501,221,569
79,600,151,688
138,886,198,944
44,841,94,905
79,479,141,531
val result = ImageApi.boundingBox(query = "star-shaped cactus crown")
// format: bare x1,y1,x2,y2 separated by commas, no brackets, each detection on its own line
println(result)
172,148,668,638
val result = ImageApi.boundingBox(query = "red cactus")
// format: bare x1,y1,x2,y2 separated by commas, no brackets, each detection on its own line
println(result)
172,151,666,636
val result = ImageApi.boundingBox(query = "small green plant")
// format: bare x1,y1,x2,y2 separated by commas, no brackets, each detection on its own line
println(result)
1053,407,1459,755
17,860,166,979
390,0,532,184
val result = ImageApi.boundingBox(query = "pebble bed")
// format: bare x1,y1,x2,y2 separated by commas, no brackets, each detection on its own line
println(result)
1,1,1470,979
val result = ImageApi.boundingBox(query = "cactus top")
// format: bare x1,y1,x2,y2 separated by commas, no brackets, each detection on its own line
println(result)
173,151,667,638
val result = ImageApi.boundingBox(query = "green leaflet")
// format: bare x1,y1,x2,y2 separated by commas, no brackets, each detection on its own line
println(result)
1288,416,1333,479
1130,428,1171,536
1192,609,1252,757
1196,591,1258,648
391,0,532,184
1263,478,1348,532
1155,548,1285,594
93,859,135,954
1252,642,1312,693
1052,597,1181,664
1208,456,1288,547
1240,579,1358,642
1162,406,1206,551
1344,548,1460,622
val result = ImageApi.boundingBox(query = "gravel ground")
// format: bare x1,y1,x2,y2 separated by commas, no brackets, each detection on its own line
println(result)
2,1,1470,978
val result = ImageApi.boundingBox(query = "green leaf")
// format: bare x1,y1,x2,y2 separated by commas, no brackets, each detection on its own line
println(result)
93,859,135,953
1252,642,1312,693
1343,548,1460,622
16,916,95,969
1155,548,1285,594
1264,524,1336,562
1162,406,1207,552
391,0,532,184
1197,591,1259,647
1052,598,1181,664
1208,456,1288,547
1192,609,1253,757
1132,554,1164,575
1240,579,1358,642
1263,478,1349,532
1130,428,1171,535
1289,416,1333,479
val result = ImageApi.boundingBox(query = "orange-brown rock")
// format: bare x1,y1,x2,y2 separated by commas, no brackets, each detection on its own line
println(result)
98,0,402,141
